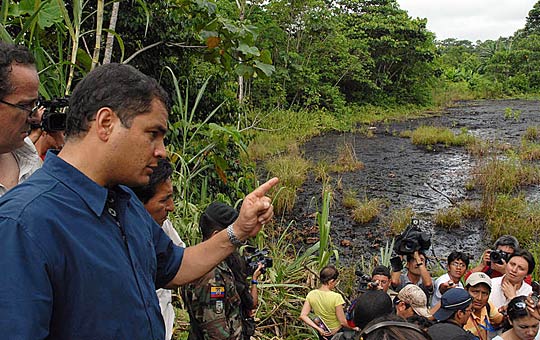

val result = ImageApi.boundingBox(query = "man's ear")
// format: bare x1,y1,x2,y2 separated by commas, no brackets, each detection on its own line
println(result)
94,107,117,141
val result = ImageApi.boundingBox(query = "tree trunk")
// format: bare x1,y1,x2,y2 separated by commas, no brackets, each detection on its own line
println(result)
103,1,120,64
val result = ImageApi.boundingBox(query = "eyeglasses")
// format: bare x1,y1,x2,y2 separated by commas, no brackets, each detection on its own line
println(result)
450,262,467,268
0,98,40,118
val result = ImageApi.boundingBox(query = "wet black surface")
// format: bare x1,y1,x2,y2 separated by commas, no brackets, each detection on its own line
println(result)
285,99,540,265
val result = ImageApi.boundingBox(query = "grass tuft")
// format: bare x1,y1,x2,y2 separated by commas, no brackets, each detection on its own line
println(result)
386,207,415,235
330,143,364,172
410,126,476,147
434,207,462,229
351,197,386,224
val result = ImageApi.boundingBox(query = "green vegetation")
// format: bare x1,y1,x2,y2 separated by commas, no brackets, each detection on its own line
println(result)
351,197,387,224
434,207,462,229
504,107,522,121
386,207,415,235
407,126,476,148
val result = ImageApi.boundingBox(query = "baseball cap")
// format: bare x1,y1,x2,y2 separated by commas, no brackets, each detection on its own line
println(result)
433,288,472,321
465,272,492,289
397,284,431,318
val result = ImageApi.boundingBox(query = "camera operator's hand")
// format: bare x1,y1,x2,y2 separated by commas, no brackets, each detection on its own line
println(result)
253,262,264,281
526,294,540,321
482,249,491,266
491,258,507,274
390,256,403,272
439,280,456,295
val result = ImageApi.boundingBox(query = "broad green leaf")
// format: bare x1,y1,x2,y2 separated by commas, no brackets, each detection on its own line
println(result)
236,43,259,56
254,60,275,77
235,63,254,77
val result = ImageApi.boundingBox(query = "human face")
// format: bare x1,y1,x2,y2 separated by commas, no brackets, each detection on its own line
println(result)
457,305,473,326
467,284,490,312
0,63,39,153
372,274,390,292
510,315,540,340
108,99,167,186
506,256,529,285
448,259,467,281
407,254,426,275
144,178,174,225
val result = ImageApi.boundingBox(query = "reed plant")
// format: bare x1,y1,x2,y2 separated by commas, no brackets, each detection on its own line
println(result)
264,155,310,214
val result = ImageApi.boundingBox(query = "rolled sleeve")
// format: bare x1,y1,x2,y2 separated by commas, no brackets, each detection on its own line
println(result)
0,218,52,339
154,225,184,289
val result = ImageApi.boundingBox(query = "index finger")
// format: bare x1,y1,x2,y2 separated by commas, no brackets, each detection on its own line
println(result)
250,177,279,198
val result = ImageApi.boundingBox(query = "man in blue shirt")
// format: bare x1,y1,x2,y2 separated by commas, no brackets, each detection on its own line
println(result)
0,63,278,340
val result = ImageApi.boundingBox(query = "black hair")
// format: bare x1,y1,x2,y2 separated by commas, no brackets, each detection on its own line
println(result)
320,265,339,284
506,296,530,322
494,235,519,250
0,42,35,100
447,251,470,267
130,158,173,203
199,202,238,240
362,313,431,340
508,248,536,275
65,63,171,138
352,290,393,328
372,265,391,279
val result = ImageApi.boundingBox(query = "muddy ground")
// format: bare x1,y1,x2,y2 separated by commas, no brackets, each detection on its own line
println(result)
283,99,540,267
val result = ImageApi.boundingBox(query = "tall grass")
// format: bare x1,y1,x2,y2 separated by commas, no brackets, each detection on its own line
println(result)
409,126,476,148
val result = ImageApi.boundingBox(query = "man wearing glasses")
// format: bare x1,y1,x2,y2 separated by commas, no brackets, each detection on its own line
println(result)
431,251,470,308
0,42,41,197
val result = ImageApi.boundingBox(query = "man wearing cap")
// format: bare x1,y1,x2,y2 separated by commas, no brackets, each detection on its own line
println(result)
428,289,476,340
394,284,432,320
463,272,504,340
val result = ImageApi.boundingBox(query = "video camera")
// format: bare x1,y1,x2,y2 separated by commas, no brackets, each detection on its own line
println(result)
489,249,510,265
393,219,431,256
355,270,380,292
244,247,273,275
31,97,69,132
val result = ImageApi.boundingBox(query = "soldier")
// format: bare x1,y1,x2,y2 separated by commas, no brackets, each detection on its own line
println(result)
182,202,263,340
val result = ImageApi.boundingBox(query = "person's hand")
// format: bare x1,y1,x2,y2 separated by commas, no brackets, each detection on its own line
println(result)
233,177,278,240
491,259,507,274
482,249,491,266
253,262,264,281
318,328,332,337
526,294,540,321
440,280,455,294
501,277,517,300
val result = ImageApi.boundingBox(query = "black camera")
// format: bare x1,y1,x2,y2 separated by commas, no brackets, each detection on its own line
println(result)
245,248,273,275
489,249,510,265
355,270,379,292
393,219,431,255
31,97,69,132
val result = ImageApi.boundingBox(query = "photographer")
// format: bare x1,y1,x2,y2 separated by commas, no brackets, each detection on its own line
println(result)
181,202,264,340
0,42,41,197
466,235,528,282
391,250,434,298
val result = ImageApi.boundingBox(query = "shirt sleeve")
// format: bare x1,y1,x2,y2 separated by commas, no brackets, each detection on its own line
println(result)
334,292,345,307
153,221,184,289
0,217,52,339
488,301,504,324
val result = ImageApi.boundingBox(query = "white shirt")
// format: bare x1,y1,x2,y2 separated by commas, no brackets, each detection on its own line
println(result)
157,219,185,340
489,275,532,309
0,137,41,197
431,273,464,308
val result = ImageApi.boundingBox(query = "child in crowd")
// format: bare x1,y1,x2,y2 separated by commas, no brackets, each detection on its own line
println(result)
300,266,359,339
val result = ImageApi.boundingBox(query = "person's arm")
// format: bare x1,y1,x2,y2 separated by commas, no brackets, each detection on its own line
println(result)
415,252,433,290
299,299,332,337
168,178,278,286
470,249,491,273
335,305,359,332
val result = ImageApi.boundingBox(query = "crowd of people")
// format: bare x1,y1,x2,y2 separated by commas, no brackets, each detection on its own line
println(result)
300,235,540,340
2,41,540,340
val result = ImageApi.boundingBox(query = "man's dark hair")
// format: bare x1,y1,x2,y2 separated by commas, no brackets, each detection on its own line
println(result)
199,202,238,240
130,158,172,204
362,314,432,340
0,42,35,100
372,265,391,279
320,265,339,284
493,235,519,251
447,251,470,267
65,63,171,138
508,248,536,275
352,290,393,328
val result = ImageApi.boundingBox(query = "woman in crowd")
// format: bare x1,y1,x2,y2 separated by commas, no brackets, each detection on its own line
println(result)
300,266,359,339
492,295,540,340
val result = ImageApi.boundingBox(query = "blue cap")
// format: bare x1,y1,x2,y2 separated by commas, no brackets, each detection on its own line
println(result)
433,288,472,321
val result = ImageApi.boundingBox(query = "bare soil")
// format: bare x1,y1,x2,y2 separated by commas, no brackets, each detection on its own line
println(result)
284,99,540,266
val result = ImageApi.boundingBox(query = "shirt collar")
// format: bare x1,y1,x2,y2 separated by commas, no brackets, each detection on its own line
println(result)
42,151,111,217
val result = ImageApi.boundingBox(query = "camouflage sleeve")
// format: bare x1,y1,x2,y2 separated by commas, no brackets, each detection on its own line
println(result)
183,270,235,340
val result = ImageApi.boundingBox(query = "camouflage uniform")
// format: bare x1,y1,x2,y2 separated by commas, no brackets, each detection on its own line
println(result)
182,261,243,340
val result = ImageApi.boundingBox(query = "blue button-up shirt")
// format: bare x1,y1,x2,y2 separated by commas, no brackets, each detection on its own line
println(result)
0,152,184,339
